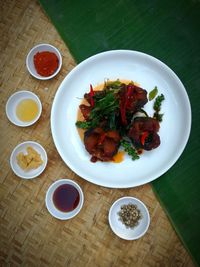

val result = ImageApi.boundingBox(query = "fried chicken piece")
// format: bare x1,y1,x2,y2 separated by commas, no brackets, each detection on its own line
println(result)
84,128,121,162
128,117,160,150
119,84,148,113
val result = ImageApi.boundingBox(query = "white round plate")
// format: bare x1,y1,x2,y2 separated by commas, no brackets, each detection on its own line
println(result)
109,197,150,240
26,43,62,80
6,90,42,127
10,141,47,179
45,179,84,220
51,50,191,188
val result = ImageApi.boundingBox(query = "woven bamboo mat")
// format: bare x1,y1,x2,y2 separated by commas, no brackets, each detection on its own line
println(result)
0,0,195,266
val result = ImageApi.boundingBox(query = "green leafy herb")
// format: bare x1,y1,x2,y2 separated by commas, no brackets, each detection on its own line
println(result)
153,94,165,122
89,90,119,128
154,113,164,122
149,86,158,101
76,121,92,129
153,94,165,111
120,139,140,160
108,112,117,130
105,79,123,90
77,90,120,130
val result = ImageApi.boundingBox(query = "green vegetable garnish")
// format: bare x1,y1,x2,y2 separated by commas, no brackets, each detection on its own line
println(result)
90,91,118,117
149,86,158,101
90,90,119,129
76,90,119,130
153,94,165,111
153,94,165,122
120,139,140,160
104,79,123,90
76,121,92,129
154,113,164,122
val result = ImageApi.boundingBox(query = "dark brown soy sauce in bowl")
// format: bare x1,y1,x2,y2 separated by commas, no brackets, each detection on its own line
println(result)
53,184,80,212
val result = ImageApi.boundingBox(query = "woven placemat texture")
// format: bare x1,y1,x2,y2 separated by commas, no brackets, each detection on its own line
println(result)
0,0,195,266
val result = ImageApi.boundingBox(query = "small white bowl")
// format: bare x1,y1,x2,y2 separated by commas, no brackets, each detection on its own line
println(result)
26,43,62,80
45,179,84,220
109,197,150,240
6,90,42,127
10,141,48,179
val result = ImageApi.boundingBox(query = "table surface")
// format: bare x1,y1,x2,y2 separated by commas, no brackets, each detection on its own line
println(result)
0,0,195,266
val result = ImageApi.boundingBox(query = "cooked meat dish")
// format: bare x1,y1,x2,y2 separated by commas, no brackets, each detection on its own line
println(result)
128,117,160,150
84,128,121,162
76,80,164,162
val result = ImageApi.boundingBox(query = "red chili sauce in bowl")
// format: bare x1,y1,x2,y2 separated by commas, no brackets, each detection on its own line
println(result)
33,51,59,77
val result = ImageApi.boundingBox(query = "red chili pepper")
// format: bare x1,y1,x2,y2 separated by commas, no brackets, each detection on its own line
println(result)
127,85,133,98
141,131,149,146
125,84,134,109
90,84,95,107
120,98,127,125
120,84,133,125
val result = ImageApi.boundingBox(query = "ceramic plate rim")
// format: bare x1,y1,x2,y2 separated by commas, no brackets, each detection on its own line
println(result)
51,50,192,188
